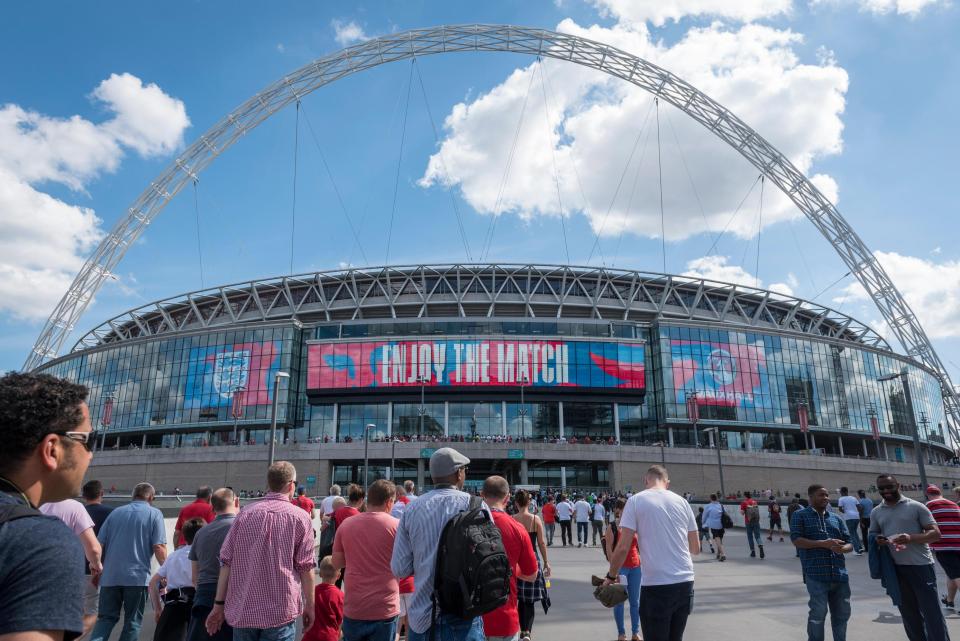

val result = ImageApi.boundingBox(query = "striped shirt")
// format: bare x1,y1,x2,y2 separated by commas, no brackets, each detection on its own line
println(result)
927,497,960,552
390,487,472,634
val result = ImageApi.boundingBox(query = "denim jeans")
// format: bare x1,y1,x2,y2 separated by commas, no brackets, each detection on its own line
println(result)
745,523,763,552
613,565,642,636
342,616,398,641
805,579,850,641
188,583,233,641
232,622,296,641
894,564,951,641
638,581,693,641
407,613,485,641
577,521,589,544
843,519,863,553
545,522,556,545
89,586,147,641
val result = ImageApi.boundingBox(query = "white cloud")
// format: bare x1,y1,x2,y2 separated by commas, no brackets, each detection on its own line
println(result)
683,255,795,294
592,0,793,26
811,0,949,16
276,43,285,53
420,18,848,251
0,74,189,320
837,251,960,339
332,19,369,47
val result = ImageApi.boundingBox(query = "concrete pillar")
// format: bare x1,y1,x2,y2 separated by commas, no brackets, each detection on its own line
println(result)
862,439,869,457
744,431,752,451
668,426,675,447
883,441,889,460
502,401,508,436
779,432,786,453
520,459,529,484
838,436,845,457
387,402,393,438
708,429,715,448
613,402,621,444
240,429,247,446
417,458,425,491
558,402,565,439
810,433,817,450
560,465,567,490
141,433,147,449
332,404,339,441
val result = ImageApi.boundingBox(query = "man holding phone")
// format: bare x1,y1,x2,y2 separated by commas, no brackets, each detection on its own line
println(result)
869,474,949,641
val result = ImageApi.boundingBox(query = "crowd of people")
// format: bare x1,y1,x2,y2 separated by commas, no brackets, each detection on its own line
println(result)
1,371,958,641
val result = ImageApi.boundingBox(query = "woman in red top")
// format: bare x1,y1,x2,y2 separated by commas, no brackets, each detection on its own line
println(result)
602,498,641,641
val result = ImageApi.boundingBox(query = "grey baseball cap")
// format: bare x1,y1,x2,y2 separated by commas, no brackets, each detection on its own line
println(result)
429,447,471,479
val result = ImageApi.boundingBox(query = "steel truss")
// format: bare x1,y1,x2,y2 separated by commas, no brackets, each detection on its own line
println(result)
23,24,960,447
70,264,889,351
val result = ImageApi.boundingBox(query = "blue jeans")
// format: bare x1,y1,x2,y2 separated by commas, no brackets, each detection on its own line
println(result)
407,613,485,641
577,521,589,544
90,586,147,641
232,622,296,641
843,519,863,553
342,616,398,641
745,523,763,552
545,522,555,545
613,566,642,636
805,579,850,641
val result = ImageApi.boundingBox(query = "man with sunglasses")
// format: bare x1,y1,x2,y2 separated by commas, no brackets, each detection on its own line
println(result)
0,371,96,641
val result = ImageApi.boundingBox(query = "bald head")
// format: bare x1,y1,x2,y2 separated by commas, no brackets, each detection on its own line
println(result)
211,488,237,514
481,475,510,509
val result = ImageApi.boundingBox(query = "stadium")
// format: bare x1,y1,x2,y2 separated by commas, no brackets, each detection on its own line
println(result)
36,263,956,496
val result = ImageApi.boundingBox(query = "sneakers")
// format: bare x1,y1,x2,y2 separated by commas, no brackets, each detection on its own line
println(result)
759,546,765,559
942,596,955,612
779,537,784,542
766,536,773,542
855,551,864,556
720,555,727,562
750,550,757,558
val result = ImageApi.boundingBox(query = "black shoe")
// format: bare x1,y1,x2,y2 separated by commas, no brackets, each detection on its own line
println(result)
759,546,765,559
750,550,756,558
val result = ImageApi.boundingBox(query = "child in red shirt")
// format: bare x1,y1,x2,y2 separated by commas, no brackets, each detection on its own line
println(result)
303,556,343,641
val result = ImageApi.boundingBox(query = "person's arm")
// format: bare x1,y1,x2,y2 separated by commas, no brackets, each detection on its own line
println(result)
534,516,550,577
391,515,414,578
685,504,700,555
603,526,637,583
77,527,103,577
152,511,168,564
331,526,346,570
0,631,65,641
890,523,941,546
205,565,231,634
191,560,199,588
300,566,316,632
172,529,182,549
153,544,167,565
148,572,164,622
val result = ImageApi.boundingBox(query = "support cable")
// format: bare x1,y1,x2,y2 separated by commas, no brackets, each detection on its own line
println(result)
788,220,820,293
810,270,852,302
755,176,764,288
536,56,570,264
612,123,656,267
192,180,205,289
663,108,719,256
704,174,763,258
739,175,764,273
585,97,656,264
655,97,666,274
386,60,415,264
289,101,300,275
298,104,370,265
480,60,538,262
413,58,473,262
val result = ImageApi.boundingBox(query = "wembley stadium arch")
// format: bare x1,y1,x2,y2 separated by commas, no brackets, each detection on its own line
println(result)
23,24,960,449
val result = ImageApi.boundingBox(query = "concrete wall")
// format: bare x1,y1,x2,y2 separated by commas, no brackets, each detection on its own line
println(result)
86,442,956,497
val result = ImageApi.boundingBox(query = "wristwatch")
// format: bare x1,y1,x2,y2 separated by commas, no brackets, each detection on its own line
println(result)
606,572,618,581
214,600,226,606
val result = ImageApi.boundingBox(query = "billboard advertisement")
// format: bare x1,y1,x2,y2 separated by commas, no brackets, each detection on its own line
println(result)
671,340,769,408
307,339,644,391
184,341,281,408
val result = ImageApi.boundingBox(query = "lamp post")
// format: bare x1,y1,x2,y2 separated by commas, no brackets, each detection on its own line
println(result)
518,373,530,441
230,384,246,445
99,390,117,451
267,371,290,468
798,398,810,452
363,423,376,488
877,368,928,490
652,441,666,466
686,391,699,448
867,402,884,460
416,375,428,437
703,427,727,499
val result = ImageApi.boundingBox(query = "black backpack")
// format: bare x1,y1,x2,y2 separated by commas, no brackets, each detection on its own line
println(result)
433,496,510,620
317,517,336,561
720,509,734,529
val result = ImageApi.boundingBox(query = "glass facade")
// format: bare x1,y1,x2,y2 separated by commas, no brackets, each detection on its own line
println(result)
35,317,950,456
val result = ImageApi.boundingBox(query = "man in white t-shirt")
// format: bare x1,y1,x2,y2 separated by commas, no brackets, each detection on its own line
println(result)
574,496,592,547
591,500,606,546
321,484,342,517
556,495,574,547
603,465,699,641
837,487,864,554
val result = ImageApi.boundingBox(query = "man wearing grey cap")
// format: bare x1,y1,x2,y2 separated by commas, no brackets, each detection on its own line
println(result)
391,447,484,641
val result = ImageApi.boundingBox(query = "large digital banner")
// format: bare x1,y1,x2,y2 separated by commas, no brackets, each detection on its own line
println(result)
184,341,281,408
307,339,645,391
671,340,769,407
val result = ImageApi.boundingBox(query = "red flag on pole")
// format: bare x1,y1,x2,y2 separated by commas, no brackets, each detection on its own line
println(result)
869,416,880,441
686,396,699,424
231,389,245,420
798,403,809,433
102,397,114,427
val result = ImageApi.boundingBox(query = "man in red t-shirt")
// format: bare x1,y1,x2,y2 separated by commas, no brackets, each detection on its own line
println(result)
291,486,316,519
739,491,764,558
541,498,557,547
332,483,364,528
174,486,215,547
480,476,538,641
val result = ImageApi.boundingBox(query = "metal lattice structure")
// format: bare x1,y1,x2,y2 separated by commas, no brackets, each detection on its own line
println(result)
70,264,891,351
23,24,959,446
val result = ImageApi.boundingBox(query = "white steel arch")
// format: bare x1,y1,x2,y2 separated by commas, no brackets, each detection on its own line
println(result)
24,24,960,446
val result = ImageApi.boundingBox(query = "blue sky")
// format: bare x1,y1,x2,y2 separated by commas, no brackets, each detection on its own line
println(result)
2,0,959,382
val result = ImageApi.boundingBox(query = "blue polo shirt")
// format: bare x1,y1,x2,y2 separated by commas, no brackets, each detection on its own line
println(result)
98,500,166,587
790,506,851,583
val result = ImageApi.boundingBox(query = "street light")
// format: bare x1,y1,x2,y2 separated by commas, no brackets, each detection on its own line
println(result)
703,427,727,499
877,368,928,490
267,371,290,468
686,391,699,448
652,441,667,466
363,423,376,488
518,373,530,441
230,384,246,445
98,390,117,451
416,375,428,437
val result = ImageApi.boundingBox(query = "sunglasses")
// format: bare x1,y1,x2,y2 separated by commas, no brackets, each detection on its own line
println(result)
58,431,99,452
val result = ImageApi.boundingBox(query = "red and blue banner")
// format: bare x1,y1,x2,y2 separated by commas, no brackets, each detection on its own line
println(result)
184,341,281,408
307,339,644,391
671,340,769,407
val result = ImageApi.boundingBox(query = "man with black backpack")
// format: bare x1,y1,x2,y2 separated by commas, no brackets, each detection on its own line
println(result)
0,372,96,641
740,491,765,559
391,447,500,641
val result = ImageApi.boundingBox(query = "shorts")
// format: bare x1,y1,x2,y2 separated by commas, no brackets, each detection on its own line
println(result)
83,580,100,616
935,551,960,580
710,528,725,539
770,516,782,528
399,592,413,617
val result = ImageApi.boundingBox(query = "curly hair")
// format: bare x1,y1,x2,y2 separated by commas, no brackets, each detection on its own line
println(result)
0,372,88,474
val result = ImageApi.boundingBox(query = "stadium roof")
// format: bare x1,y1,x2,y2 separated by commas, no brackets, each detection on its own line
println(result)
70,264,890,353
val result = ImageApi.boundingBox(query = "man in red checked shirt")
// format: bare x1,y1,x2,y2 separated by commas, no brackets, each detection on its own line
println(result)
174,486,215,547
480,476,538,641
206,462,316,641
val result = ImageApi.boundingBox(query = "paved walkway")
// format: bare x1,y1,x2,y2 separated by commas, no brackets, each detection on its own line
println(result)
121,530,956,641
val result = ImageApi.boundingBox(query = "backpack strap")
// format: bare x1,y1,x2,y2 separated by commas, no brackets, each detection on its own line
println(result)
0,503,41,525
